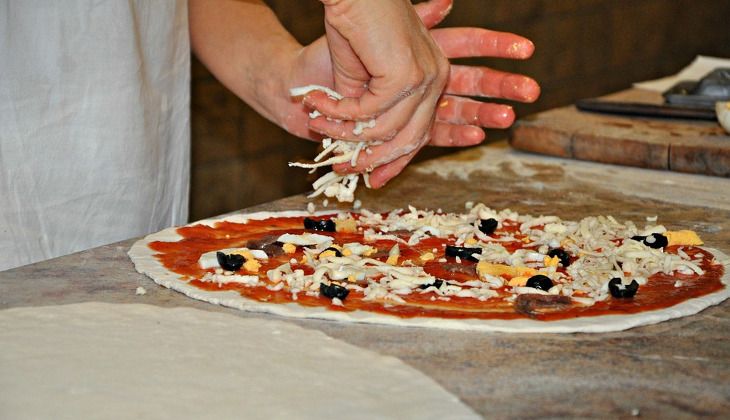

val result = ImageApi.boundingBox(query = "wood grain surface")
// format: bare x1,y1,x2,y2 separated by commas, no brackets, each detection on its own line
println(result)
510,89,730,176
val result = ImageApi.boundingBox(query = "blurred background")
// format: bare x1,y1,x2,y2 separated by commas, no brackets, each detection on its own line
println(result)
190,0,730,220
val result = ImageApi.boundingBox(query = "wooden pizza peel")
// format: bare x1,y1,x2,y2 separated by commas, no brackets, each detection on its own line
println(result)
510,88,730,177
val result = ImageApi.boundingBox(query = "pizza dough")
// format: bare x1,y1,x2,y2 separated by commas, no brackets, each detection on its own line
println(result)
0,303,478,420
128,210,730,333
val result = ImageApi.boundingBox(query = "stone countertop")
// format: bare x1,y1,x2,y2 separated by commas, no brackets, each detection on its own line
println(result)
2,142,729,418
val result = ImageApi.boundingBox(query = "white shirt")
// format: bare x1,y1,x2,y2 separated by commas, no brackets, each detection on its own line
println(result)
0,1,190,271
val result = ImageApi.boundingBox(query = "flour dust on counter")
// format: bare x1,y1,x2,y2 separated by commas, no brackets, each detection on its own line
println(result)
0,303,479,420
128,203,730,333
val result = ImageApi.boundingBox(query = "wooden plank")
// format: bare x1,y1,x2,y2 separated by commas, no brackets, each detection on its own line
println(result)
509,89,730,177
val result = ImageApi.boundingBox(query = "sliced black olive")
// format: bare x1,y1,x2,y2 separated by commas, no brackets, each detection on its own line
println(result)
547,248,571,267
608,278,639,298
631,234,668,249
319,247,343,258
478,218,498,235
526,274,553,291
303,217,336,232
320,282,350,300
216,251,245,271
644,233,668,249
445,245,482,262
418,279,444,290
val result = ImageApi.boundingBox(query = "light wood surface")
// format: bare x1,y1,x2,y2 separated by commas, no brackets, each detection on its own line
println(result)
510,89,730,177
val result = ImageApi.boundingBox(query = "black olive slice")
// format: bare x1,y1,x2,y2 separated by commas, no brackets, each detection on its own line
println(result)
526,274,553,291
631,234,668,249
644,233,668,249
547,248,571,267
216,251,245,271
608,278,639,298
478,218,498,235
320,282,350,300
418,279,445,290
445,245,482,262
303,217,336,232
319,247,343,258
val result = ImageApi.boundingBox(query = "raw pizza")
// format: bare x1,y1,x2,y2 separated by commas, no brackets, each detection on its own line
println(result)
129,203,730,333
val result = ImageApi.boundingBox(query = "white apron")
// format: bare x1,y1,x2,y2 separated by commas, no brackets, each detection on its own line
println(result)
0,1,190,271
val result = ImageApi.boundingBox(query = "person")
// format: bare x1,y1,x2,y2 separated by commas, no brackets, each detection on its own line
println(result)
0,0,539,271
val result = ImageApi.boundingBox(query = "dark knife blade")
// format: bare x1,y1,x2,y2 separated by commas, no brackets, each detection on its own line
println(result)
575,98,717,121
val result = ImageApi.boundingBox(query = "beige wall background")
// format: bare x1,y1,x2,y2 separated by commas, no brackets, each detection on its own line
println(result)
190,0,730,221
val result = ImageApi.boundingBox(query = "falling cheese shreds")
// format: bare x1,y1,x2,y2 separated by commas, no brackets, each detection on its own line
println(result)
289,85,378,204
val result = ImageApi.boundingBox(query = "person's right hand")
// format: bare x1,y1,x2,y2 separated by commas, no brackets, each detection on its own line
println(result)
269,0,539,187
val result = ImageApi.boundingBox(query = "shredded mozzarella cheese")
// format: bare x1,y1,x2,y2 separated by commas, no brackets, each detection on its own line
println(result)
289,85,379,203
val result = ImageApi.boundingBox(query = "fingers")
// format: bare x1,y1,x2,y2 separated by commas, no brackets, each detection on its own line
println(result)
366,151,419,189
307,94,511,143
431,27,535,59
428,122,485,147
414,0,453,29
446,65,540,102
308,91,432,142
332,101,436,173
303,67,435,121
436,95,515,128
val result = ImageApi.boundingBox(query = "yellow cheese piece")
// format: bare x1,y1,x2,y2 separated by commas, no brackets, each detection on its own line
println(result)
666,230,703,246
386,255,399,266
543,255,560,267
243,258,261,273
342,248,353,257
508,276,529,287
476,261,537,279
420,252,435,262
282,243,296,254
362,246,377,257
318,249,339,259
230,249,255,260
464,237,478,245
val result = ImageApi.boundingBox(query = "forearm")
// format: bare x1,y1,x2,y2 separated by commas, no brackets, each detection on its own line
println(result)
189,0,301,125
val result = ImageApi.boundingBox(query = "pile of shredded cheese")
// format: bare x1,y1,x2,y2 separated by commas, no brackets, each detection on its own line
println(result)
289,85,376,203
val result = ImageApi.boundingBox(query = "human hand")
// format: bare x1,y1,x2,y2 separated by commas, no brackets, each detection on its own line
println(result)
282,0,448,139
337,24,540,188
302,0,449,190
298,0,540,188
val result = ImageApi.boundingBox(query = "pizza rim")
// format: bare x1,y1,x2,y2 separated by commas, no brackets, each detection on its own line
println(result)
128,208,730,333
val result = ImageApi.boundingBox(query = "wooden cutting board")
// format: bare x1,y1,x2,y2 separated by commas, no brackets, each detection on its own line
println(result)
510,89,730,177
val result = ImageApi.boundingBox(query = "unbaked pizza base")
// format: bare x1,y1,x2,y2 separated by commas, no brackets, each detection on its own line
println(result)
128,211,730,334
0,302,479,420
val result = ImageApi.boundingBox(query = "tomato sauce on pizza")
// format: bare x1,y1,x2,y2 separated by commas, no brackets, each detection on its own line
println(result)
145,205,727,323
